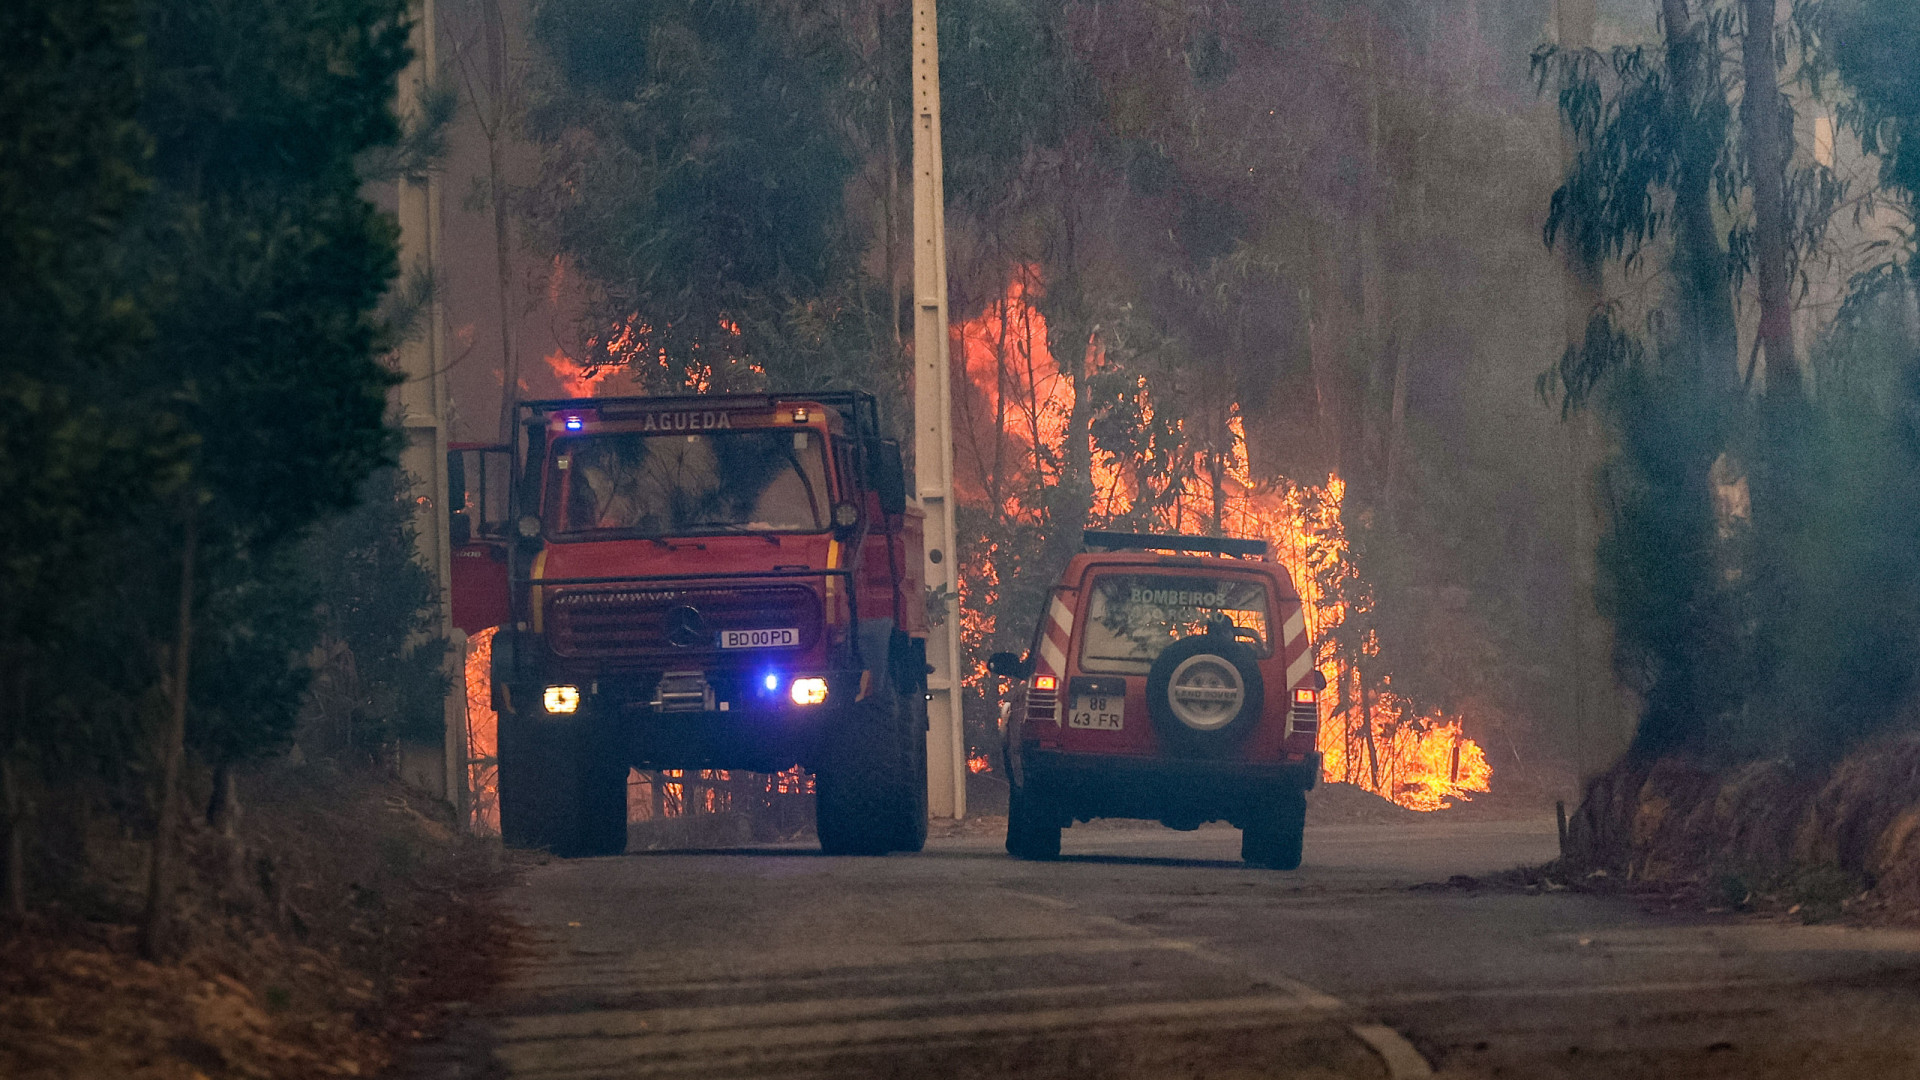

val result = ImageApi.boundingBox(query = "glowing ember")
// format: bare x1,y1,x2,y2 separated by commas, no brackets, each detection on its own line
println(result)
953,271,1492,811
967,753,993,775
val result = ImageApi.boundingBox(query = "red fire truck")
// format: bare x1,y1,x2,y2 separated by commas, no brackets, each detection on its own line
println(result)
460,392,931,857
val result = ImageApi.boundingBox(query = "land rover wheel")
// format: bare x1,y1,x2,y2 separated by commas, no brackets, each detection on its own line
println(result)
816,692,926,856
1005,780,1062,860
1145,632,1265,757
498,707,628,858
1241,787,1307,870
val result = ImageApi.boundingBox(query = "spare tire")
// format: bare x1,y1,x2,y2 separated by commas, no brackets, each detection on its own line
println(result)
1145,632,1264,757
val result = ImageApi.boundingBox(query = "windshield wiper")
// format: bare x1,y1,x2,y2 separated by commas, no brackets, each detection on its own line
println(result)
684,523,782,545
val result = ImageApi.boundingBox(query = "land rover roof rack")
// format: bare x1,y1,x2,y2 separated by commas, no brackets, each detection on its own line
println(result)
1082,530,1268,558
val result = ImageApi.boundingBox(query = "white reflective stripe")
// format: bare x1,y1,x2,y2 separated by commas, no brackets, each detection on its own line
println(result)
1049,596,1073,634
1282,606,1306,647
1039,636,1067,676
1286,649,1314,691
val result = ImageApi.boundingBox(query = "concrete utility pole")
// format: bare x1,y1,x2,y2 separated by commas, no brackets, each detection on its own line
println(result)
912,0,966,819
394,0,469,817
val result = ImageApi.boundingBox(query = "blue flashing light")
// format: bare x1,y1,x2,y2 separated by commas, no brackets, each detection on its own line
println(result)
564,415,584,431
763,673,780,692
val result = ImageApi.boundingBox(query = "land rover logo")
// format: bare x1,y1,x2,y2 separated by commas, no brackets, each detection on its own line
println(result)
665,606,710,648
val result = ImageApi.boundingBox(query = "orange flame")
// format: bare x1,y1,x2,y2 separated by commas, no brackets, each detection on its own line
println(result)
464,626,500,835
953,271,1491,811
544,349,616,397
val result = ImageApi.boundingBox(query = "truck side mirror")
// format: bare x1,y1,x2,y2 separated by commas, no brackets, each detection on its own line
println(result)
1312,669,1328,691
450,510,472,547
873,438,907,516
987,651,1031,678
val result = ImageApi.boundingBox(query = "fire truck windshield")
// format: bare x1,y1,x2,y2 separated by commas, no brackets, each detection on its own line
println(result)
547,429,831,537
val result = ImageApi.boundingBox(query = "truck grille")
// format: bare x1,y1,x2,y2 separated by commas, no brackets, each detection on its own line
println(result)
546,585,822,660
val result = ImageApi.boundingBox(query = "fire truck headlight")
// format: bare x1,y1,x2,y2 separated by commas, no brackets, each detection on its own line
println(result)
543,685,581,714
789,678,829,706
763,673,780,692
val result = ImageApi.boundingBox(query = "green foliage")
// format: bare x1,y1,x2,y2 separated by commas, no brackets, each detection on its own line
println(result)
0,0,170,785
135,0,411,543
303,470,452,754
188,547,321,767
1822,0,1920,207
1539,0,1920,765
525,0,866,389
0,0,437,914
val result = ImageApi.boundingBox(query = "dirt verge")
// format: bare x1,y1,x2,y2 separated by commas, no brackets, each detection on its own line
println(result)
1536,734,1920,924
0,763,518,1079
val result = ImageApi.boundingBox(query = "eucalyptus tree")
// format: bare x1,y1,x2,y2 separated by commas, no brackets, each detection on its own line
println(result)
1535,0,1920,764
0,0,154,920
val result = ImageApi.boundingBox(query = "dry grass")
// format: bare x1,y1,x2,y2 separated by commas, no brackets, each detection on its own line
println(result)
0,763,517,1079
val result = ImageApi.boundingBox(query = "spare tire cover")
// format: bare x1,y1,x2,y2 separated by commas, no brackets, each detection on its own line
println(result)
1145,634,1264,754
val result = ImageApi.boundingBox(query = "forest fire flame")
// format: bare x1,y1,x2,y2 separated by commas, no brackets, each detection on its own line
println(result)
952,269,1491,811
543,349,616,397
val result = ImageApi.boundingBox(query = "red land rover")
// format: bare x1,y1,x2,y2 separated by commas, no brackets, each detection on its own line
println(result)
991,531,1324,869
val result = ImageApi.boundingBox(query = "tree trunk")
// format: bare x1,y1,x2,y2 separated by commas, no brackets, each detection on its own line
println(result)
989,297,1008,523
1,748,24,919
1661,0,1740,388
1303,237,1345,479
1209,444,1226,537
1359,666,1381,793
206,761,238,836
140,503,197,960
479,0,521,440
1740,0,1799,396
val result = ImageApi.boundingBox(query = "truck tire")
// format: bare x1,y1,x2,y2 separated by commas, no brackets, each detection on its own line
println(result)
816,690,926,856
886,690,930,853
498,708,628,859
1240,787,1307,870
1005,780,1062,860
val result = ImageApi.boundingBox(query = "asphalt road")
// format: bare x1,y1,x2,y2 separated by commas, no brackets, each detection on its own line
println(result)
406,815,1920,1079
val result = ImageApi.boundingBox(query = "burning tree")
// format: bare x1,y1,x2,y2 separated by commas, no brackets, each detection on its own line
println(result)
953,275,1491,810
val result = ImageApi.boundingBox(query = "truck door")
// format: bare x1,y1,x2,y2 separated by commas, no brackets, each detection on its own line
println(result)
448,443,513,634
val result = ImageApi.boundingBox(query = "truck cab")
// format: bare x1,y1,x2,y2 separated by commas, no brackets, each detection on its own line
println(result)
488,392,930,857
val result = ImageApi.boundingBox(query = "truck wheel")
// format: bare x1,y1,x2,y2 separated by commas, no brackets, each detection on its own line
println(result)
1241,788,1307,870
887,690,930,853
1005,780,1062,860
498,709,628,858
816,691,925,856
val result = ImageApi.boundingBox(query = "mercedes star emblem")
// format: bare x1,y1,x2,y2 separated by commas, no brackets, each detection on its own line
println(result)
665,605,709,648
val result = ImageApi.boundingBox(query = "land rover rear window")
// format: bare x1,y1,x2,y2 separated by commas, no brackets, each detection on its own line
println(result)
547,429,830,537
1079,573,1272,674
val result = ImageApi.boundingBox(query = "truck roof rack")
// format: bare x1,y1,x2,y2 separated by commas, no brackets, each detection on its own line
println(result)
1082,530,1269,558
517,390,884,442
